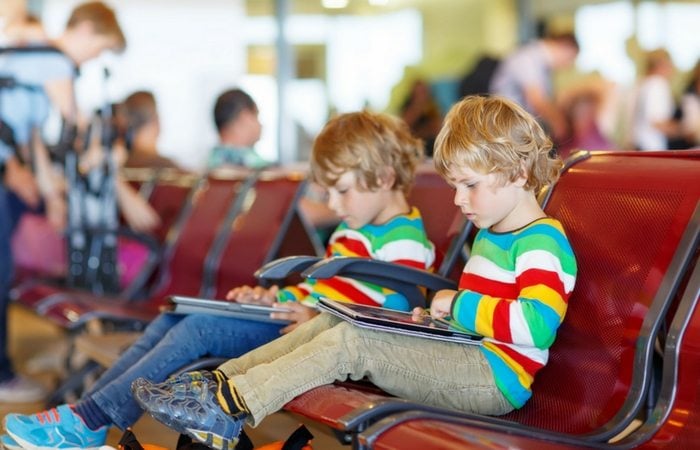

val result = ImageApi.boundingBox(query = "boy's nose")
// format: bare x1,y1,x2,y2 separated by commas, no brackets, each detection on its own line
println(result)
453,189,465,207
327,192,340,212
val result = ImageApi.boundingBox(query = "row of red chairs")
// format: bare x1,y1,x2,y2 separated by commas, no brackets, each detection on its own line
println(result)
15,151,698,448
10,162,469,404
10,168,324,331
264,150,700,449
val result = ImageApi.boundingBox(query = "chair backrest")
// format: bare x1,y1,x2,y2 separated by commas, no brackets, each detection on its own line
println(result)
502,151,700,436
145,170,200,244
120,167,159,199
204,170,320,299
148,172,252,304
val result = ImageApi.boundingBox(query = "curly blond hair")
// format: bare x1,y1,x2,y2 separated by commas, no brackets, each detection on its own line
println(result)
433,95,561,193
311,111,423,194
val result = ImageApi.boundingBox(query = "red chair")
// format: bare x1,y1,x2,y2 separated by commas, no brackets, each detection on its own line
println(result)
203,171,323,299
278,151,700,445
10,169,200,308
355,257,700,450
47,170,321,405
24,172,252,329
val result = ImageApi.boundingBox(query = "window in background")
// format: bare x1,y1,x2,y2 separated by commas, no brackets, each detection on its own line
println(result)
576,0,700,87
637,2,700,71
576,1,636,85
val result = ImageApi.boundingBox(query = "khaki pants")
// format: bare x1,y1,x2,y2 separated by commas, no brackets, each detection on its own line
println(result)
218,313,512,426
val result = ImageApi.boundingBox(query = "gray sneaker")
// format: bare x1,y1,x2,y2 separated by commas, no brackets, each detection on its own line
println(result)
132,373,245,450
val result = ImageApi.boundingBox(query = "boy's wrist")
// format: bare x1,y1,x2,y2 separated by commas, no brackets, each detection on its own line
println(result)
449,291,461,320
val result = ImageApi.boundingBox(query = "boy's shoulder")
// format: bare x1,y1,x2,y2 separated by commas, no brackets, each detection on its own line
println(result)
331,207,430,243
477,217,571,248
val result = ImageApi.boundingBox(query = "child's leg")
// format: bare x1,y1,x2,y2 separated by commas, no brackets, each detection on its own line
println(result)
90,313,282,429
86,312,184,394
217,312,338,377
230,320,512,425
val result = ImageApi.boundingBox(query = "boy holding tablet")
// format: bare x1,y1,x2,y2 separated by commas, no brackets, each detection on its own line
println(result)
133,96,577,450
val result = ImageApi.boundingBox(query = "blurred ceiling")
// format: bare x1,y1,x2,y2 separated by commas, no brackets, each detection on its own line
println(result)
246,0,700,17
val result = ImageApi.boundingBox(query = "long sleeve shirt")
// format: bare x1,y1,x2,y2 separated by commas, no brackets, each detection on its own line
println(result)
451,217,577,408
277,207,435,312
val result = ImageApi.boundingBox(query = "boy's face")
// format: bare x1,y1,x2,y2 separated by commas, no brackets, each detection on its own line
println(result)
325,171,393,229
447,166,528,232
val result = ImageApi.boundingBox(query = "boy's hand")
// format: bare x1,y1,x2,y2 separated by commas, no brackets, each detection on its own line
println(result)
226,285,279,305
411,307,428,322
271,302,319,334
429,289,457,319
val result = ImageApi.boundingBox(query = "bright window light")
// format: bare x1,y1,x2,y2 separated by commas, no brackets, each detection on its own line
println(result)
322,0,349,9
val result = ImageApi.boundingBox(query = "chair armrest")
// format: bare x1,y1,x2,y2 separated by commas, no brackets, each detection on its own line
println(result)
301,257,457,309
115,227,161,253
254,255,323,282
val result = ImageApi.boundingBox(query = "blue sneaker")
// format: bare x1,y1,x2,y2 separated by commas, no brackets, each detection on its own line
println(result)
3,405,107,450
0,434,22,450
132,373,244,450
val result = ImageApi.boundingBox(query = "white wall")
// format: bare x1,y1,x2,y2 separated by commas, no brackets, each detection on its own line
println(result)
43,0,251,170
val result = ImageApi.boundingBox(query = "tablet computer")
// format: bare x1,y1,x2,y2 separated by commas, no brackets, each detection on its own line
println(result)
168,295,291,324
317,298,482,345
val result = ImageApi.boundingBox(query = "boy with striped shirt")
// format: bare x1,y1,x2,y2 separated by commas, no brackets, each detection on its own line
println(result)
2,111,434,450
132,95,577,450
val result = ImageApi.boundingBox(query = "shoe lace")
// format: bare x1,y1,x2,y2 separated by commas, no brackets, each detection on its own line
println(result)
34,408,61,424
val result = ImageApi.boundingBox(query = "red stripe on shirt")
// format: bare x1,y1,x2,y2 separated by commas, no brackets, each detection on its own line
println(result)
320,277,380,306
333,236,372,257
492,300,513,342
493,342,545,375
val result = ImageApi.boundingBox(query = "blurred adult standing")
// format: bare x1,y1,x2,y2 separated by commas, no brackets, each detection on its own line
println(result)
490,33,579,142
632,49,676,151
679,60,700,148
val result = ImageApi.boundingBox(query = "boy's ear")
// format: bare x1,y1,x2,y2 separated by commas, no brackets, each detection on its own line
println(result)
377,166,396,190
514,162,529,187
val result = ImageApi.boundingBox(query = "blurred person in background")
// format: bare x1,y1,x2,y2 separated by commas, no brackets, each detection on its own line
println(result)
631,49,677,151
490,33,580,143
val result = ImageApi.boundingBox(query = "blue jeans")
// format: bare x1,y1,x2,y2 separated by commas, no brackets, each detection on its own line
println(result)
86,312,283,429
0,185,14,381
0,186,29,382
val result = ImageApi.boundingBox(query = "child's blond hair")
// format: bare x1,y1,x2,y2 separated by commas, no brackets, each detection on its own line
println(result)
434,95,562,194
311,111,423,194
67,1,126,51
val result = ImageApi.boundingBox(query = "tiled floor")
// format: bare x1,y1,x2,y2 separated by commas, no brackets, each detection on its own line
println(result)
1,305,344,448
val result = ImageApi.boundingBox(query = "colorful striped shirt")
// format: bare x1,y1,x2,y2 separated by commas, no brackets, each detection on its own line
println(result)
277,207,435,312
451,217,577,408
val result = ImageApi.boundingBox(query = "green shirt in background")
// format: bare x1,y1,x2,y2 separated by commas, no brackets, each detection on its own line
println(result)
207,145,269,170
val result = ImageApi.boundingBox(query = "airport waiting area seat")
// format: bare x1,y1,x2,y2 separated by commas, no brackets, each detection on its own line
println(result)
271,150,700,448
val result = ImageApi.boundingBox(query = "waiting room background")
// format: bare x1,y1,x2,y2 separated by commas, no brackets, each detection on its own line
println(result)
27,0,700,169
